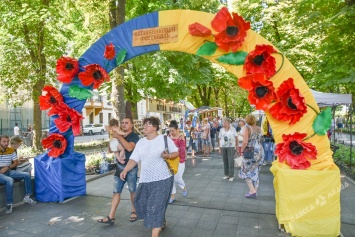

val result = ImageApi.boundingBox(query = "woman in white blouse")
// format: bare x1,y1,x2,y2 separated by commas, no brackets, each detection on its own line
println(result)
218,118,238,181
120,117,179,237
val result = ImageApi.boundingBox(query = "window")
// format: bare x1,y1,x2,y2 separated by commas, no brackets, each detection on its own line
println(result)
89,112,94,124
99,113,103,124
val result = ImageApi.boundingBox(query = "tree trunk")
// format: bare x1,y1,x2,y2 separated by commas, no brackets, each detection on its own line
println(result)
223,90,228,117
109,0,126,121
214,87,220,107
32,79,45,150
23,0,49,150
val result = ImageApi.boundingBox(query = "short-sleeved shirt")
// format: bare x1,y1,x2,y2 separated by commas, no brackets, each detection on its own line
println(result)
219,127,238,148
14,126,20,136
114,132,140,177
130,135,178,183
0,147,17,167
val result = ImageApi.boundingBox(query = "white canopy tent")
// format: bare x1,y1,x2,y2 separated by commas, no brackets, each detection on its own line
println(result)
310,89,352,107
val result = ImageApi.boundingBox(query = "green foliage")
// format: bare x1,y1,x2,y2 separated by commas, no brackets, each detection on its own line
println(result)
69,85,93,100
196,42,218,56
217,51,248,65
115,49,127,66
85,152,114,173
18,139,110,158
231,0,355,108
312,107,332,136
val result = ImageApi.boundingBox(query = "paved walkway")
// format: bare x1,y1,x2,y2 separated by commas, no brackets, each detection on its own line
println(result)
0,152,354,236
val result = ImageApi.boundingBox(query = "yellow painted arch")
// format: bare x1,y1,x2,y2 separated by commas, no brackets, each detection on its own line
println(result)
157,10,340,236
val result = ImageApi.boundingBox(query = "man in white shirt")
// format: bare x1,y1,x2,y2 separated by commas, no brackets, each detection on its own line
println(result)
13,123,20,136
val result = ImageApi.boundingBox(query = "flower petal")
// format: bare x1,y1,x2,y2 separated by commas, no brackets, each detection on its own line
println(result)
211,7,232,32
188,22,212,37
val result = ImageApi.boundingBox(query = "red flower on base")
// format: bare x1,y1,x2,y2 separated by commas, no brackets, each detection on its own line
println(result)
104,42,116,60
42,133,67,158
53,104,84,136
39,85,64,115
188,22,212,37
269,78,307,125
238,73,277,110
211,7,250,52
244,44,277,78
275,132,317,169
78,64,110,89
56,56,79,83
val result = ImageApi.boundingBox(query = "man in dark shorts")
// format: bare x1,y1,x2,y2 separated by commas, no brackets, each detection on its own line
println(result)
97,118,140,224
336,115,344,136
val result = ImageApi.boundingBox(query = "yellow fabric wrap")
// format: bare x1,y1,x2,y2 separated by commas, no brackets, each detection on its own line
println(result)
158,10,340,236
271,165,341,236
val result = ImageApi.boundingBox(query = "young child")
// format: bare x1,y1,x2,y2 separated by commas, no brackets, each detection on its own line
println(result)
9,136,33,174
107,119,126,164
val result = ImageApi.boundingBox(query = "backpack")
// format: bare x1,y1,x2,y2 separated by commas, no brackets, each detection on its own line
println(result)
163,135,179,174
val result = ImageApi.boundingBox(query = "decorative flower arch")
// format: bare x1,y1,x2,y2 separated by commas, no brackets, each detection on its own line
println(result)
35,8,340,236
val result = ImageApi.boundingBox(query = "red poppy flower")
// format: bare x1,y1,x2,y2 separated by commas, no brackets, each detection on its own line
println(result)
238,73,277,110
104,42,116,60
42,133,67,158
78,64,110,89
53,104,84,136
39,85,64,115
188,22,212,37
269,78,307,125
56,56,79,83
275,132,317,169
211,7,250,52
244,44,277,78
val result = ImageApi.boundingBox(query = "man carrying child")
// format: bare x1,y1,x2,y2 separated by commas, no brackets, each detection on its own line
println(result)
97,118,140,224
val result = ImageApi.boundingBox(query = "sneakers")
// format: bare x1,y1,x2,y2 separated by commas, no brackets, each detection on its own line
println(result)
168,198,175,204
229,177,234,182
222,176,229,180
23,196,37,205
182,186,188,197
5,204,12,215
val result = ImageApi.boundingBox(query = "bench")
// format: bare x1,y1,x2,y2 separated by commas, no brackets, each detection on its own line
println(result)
0,177,35,209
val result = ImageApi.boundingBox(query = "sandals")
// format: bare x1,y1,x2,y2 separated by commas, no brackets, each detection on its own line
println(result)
129,212,138,222
97,216,115,225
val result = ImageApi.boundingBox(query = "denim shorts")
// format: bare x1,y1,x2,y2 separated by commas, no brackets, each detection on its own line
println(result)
113,165,138,193
203,139,210,145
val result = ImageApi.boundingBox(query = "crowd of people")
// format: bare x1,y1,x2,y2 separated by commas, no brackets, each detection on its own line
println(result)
1,115,275,237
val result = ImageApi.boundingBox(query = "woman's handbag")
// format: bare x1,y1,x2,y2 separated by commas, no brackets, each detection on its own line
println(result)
234,156,243,167
163,135,179,175
243,146,254,159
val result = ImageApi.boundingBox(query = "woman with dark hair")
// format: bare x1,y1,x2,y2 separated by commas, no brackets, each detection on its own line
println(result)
120,117,179,237
167,120,188,204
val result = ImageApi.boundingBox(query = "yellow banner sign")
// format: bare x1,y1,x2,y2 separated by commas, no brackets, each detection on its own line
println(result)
132,24,178,47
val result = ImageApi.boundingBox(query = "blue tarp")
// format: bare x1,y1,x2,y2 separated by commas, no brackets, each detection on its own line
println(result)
35,152,86,202
35,12,160,202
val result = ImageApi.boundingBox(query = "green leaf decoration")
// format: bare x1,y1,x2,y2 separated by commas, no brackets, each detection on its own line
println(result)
217,51,248,65
69,85,93,100
196,42,218,56
312,107,332,136
116,49,127,65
